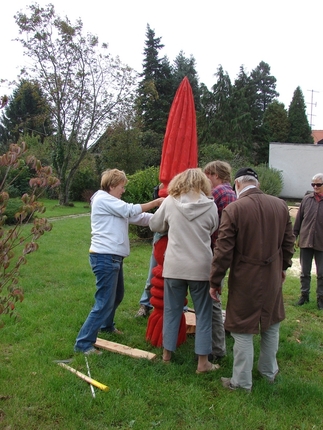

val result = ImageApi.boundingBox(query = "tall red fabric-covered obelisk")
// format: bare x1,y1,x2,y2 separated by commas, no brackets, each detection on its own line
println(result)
146,76,198,347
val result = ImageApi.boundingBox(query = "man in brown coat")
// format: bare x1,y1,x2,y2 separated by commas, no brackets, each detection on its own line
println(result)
210,167,295,392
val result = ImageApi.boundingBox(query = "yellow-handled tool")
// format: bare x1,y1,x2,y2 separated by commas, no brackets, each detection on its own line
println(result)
58,362,109,392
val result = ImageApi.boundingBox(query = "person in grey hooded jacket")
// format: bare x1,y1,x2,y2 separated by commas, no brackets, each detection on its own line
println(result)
149,168,219,373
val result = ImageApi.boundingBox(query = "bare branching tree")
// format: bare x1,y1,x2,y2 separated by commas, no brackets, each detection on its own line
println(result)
15,3,137,204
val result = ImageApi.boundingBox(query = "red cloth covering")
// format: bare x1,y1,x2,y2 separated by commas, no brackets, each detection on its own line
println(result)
145,235,187,347
146,76,196,348
159,76,197,195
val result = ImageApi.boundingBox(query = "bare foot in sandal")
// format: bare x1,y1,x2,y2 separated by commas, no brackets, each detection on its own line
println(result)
163,348,172,363
196,355,220,373
196,363,220,374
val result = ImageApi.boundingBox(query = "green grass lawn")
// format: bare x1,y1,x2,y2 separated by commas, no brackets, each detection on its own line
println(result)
0,207,322,429
36,198,91,218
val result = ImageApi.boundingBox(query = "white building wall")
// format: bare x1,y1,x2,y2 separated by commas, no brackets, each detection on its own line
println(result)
269,143,323,199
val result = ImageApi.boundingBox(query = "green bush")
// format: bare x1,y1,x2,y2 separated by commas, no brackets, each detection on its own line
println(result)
123,166,160,239
69,166,100,202
199,143,235,167
232,164,283,196
256,165,283,196
2,198,24,224
123,166,160,203
0,164,32,197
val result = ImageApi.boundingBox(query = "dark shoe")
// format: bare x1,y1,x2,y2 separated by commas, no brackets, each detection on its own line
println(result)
296,294,309,306
84,347,102,355
221,377,237,391
259,370,278,384
208,353,225,362
111,328,123,334
135,304,151,317
100,327,123,334
317,296,323,310
221,377,251,393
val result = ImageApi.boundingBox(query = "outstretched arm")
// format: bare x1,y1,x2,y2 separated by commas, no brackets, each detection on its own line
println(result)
141,198,164,212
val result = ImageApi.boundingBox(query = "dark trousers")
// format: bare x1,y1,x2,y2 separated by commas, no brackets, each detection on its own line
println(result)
300,248,323,297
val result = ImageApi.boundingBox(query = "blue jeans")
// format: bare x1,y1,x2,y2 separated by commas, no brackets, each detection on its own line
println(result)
74,253,124,352
139,232,164,308
163,278,212,355
139,252,156,308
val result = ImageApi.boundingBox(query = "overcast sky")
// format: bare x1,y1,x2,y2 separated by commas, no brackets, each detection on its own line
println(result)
1,0,322,129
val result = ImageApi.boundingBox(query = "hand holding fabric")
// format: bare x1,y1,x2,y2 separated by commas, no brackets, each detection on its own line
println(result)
210,286,221,302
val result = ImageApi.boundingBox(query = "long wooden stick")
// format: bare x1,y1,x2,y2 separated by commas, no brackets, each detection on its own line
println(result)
85,356,96,398
58,362,109,392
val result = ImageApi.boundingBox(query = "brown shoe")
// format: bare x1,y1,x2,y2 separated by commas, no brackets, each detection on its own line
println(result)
221,377,251,393
135,305,151,317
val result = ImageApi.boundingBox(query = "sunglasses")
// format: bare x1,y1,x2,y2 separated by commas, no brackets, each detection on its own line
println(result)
311,183,323,187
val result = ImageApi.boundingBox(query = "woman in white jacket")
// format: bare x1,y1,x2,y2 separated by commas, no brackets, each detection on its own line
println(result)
149,168,219,373
74,169,163,354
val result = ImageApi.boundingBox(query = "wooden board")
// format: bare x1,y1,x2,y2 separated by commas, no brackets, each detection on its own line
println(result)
95,338,157,360
185,311,196,334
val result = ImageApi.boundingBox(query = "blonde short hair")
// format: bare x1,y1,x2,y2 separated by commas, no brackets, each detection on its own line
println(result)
203,160,232,183
101,169,128,192
168,168,211,197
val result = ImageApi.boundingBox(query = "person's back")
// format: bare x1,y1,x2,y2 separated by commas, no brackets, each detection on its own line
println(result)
150,168,220,373
226,190,291,264
210,167,295,392
214,187,293,334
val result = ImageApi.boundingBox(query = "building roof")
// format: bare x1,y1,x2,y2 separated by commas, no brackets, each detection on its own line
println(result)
312,130,323,144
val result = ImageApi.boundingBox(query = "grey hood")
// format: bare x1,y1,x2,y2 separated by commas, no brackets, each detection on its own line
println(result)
173,191,215,221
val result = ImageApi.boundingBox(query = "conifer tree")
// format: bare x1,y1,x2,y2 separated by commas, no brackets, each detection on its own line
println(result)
263,100,290,143
173,51,201,110
136,24,175,135
288,87,313,143
211,65,233,143
249,61,279,116
230,66,253,154
0,80,53,148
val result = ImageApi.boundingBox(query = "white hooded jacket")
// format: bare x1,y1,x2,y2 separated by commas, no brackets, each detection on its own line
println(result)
149,191,218,280
90,190,152,257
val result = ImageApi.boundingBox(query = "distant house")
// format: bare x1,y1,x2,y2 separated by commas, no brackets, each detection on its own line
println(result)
269,142,323,199
312,130,323,144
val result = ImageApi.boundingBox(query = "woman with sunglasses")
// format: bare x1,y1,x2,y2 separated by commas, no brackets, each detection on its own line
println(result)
294,173,323,310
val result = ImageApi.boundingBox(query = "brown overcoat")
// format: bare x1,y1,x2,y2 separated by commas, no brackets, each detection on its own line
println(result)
210,187,295,334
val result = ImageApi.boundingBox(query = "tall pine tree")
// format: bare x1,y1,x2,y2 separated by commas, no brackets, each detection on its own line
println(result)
248,61,279,162
136,24,175,135
263,101,290,143
211,65,233,143
173,51,201,110
229,66,253,155
288,87,313,143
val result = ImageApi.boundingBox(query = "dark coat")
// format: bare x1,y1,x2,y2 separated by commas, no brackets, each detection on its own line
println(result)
293,193,323,251
210,187,295,334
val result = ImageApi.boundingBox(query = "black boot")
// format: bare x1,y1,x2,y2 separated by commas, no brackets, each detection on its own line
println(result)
296,294,309,306
317,296,323,310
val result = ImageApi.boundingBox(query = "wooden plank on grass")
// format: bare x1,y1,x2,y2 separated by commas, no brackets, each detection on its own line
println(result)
95,338,157,360
185,311,196,334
